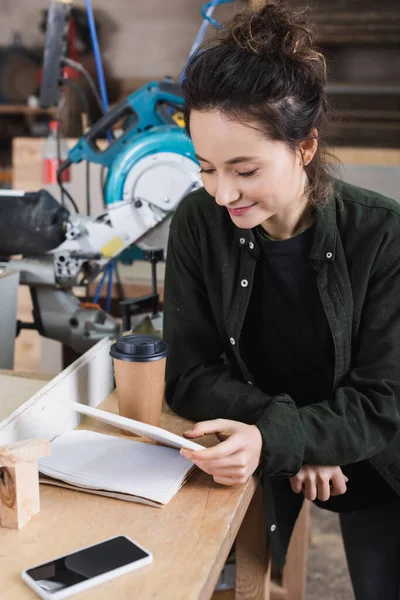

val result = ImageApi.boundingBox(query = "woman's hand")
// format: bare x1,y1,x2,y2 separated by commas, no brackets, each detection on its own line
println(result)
290,465,349,501
180,419,263,486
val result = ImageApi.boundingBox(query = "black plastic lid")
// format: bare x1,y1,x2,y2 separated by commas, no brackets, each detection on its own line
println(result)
110,334,168,363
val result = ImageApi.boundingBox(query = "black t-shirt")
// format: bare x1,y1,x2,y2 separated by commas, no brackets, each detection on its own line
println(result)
241,225,399,512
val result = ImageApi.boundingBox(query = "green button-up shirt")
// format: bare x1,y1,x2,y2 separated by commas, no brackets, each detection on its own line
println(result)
163,178,400,568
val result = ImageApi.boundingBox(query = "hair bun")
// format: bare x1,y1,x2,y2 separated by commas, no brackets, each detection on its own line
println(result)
220,1,326,77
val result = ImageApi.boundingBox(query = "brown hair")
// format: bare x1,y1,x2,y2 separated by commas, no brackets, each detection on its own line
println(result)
182,1,336,207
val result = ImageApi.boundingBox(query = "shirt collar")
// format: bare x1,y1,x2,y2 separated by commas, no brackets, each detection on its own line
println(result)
236,187,338,262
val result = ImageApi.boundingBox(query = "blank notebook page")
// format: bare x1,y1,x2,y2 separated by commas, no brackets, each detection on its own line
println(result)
39,430,195,505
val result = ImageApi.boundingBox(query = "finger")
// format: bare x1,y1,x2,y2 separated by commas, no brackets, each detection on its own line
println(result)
183,419,234,439
330,472,347,496
181,434,243,462
211,466,247,478
303,477,317,501
290,476,304,494
316,477,331,502
185,450,245,470
213,474,244,487
189,459,246,478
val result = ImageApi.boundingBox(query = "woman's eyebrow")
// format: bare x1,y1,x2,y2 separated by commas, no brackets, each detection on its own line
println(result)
195,154,258,164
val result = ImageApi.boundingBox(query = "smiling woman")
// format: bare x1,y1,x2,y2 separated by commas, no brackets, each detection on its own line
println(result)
183,2,334,212
181,0,336,240
190,111,315,239
163,1,400,598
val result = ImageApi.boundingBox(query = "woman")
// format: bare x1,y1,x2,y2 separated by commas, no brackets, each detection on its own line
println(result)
163,2,400,598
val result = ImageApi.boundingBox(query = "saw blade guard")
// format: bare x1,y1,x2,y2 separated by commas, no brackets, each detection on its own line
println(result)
104,127,201,250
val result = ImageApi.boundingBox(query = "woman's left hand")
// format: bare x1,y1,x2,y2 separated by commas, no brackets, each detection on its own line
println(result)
180,419,263,486
290,465,349,501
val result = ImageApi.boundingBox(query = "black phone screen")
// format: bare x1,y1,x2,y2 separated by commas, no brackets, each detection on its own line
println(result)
26,536,149,594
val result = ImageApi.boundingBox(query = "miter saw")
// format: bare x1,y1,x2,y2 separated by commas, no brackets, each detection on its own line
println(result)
0,0,233,354
1,77,201,353
0,93,201,352
65,79,196,256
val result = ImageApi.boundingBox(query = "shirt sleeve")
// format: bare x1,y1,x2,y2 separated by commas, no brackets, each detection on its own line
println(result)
299,241,400,465
256,236,400,476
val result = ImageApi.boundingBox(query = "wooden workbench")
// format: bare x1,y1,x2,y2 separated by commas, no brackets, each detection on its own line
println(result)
1,333,310,600
1,377,272,600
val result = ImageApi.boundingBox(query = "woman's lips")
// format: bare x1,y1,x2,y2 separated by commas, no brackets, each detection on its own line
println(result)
227,204,256,216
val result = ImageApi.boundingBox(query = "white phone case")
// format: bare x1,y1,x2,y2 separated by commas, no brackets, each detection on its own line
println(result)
21,535,153,600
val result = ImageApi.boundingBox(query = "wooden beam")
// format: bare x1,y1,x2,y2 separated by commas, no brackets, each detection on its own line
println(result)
281,502,310,600
235,482,271,599
0,439,50,529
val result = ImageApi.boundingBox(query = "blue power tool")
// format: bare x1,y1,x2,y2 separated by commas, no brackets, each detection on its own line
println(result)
66,79,201,258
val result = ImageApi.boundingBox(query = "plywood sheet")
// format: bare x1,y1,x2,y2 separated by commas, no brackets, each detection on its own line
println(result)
0,375,45,422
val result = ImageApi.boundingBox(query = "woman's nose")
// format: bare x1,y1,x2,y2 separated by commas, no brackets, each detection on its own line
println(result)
215,179,241,207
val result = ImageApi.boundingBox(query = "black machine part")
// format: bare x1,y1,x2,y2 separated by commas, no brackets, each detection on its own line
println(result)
40,7,102,57
119,249,164,332
0,190,69,256
29,286,120,353
39,0,71,108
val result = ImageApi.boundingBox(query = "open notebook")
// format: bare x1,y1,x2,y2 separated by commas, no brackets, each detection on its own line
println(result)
39,405,205,508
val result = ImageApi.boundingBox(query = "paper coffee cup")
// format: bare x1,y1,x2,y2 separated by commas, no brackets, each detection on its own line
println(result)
109,334,168,427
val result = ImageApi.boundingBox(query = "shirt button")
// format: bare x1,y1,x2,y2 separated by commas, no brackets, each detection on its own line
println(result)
239,238,246,245
326,252,333,259
270,524,277,532
247,380,253,385
249,242,254,250
241,279,249,288
229,337,236,345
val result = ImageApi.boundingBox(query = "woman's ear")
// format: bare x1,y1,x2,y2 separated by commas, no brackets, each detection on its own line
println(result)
299,128,318,166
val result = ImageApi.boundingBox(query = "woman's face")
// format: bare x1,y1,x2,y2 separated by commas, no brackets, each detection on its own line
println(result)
189,109,310,231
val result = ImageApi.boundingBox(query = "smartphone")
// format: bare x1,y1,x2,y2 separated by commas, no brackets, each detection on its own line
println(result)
21,535,152,599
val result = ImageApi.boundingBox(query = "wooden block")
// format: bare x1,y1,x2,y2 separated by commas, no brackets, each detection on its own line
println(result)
0,439,50,467
0,439,51,529
0,460,40,529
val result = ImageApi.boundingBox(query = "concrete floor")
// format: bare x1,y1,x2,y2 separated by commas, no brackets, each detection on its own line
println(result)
307,504,354,599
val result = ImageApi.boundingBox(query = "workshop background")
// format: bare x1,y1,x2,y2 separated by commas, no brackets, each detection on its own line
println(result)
0,1,399,599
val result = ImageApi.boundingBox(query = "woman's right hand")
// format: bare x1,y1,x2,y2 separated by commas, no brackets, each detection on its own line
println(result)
289,465,349,502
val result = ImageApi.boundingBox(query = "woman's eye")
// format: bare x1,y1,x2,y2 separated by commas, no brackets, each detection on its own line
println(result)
237,169,258,178
199,168,258,177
